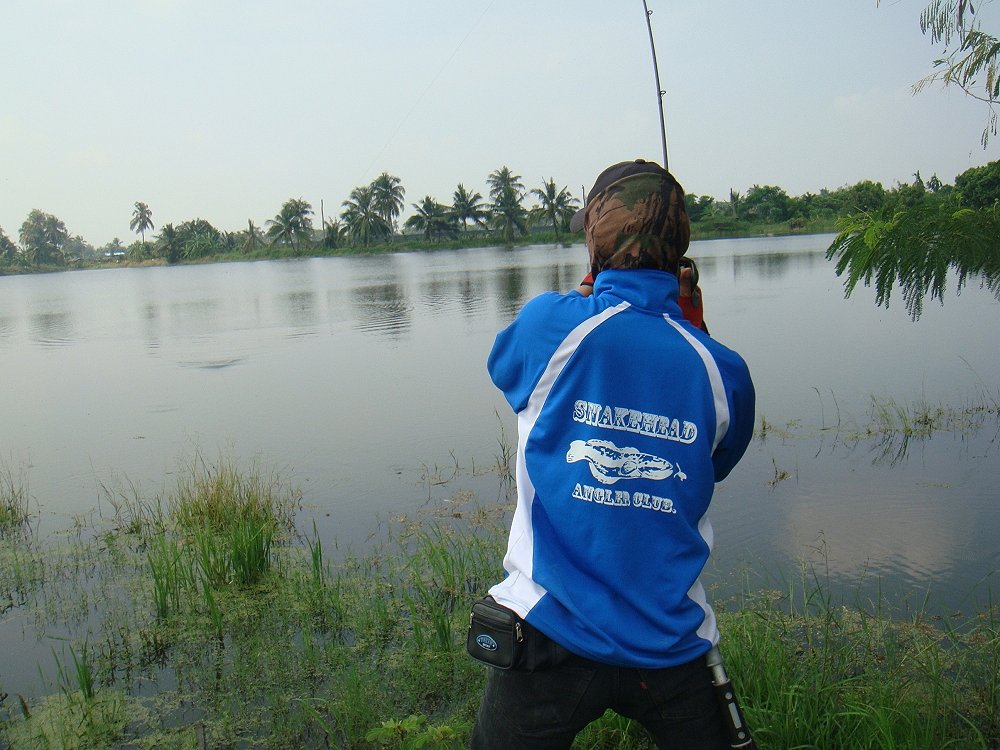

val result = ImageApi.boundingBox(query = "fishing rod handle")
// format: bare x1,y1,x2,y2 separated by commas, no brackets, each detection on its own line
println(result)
705,646,757,749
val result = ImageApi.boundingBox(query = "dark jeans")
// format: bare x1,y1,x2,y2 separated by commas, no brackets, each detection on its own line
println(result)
470,624,732,750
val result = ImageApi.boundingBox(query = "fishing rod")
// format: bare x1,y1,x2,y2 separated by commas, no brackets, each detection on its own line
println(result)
641,0,669,170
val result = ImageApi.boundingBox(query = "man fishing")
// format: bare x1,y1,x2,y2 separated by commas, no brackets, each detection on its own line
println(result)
470,158,756,749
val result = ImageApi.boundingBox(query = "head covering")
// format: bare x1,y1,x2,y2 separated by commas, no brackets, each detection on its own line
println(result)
571,159,690,277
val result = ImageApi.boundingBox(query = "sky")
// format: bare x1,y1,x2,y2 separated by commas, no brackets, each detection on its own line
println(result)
2,0,999,247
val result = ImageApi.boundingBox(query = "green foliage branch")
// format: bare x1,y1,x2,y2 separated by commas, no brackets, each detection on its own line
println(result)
826,197,1000,319
913,0,1000,146
827,2,1000,318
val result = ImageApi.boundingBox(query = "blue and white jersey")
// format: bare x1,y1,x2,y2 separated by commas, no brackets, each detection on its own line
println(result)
487,268,755,668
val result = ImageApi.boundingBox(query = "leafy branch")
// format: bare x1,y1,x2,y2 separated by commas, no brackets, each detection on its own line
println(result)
826,199,1000,319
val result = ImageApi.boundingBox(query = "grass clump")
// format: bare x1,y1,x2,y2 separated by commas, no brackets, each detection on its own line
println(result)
6,640,151,750
161,453,298,593
3,690,137,750
0,461,32,534
719,583,999,750
169,452,298,534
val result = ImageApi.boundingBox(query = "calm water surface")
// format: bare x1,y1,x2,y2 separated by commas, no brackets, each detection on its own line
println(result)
1,235,998,617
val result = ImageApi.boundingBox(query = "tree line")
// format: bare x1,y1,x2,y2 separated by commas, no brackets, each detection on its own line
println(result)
1,161,998,272
0,167,579,270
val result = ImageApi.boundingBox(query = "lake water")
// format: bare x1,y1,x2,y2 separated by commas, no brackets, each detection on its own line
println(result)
1,235,998,618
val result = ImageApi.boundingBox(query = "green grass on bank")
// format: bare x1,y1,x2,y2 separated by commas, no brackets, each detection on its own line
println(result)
0,447,996,749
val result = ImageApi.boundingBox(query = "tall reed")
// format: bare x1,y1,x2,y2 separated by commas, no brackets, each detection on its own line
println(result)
719,580,998,749
193,521,232,588
99,475,162,535
0,462,31,533
147,533,194,618
53,640,96,704
229,514,274,586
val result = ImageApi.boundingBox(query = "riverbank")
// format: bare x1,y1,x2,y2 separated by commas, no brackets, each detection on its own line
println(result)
0,449,996,750
0,217,841,276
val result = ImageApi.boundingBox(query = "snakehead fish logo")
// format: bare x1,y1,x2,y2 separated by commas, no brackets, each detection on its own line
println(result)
566,439,682,485
476,634,498,651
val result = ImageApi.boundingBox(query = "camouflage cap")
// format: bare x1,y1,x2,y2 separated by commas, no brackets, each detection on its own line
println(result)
571,159,690,277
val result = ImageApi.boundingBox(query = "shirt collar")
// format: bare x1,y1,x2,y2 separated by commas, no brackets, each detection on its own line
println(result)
591,268,681,315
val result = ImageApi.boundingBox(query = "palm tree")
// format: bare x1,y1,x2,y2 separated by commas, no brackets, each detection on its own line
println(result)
487,167,528,242
530,178,579,238
729,189,743,218
19,209,68,266
130,202,154,247
242,220,265,254
487,166,525,204
404,196,458,242
491,185,529,243
220,231,239,254
0,227,17,262
267,198,314,253
156,224,182,264
371,172,405,235
451,184,489,233
341,185,392,247
176,218,222,260
322,219,344,249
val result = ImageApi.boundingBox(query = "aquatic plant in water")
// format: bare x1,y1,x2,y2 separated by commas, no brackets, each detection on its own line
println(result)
0,462,31,534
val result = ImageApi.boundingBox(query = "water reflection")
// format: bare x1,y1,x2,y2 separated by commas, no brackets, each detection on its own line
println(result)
168,298,222,336
142,303,161,351
280,290,318,333
544,262,577,294
456,272,489,320
416,273,484,320
29,311,74,346
351,283,412,336
422,277,450,306
731,251,824,280
178,356,246,370
720,428,998,614
495,266,527,322
807,395,1000,467
688,256,718,277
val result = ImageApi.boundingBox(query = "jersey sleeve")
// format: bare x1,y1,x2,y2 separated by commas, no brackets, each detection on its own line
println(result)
487,292,584,413
711,349,756,482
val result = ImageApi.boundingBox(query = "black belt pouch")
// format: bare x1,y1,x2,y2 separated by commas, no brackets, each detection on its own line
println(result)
466,596,524,669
